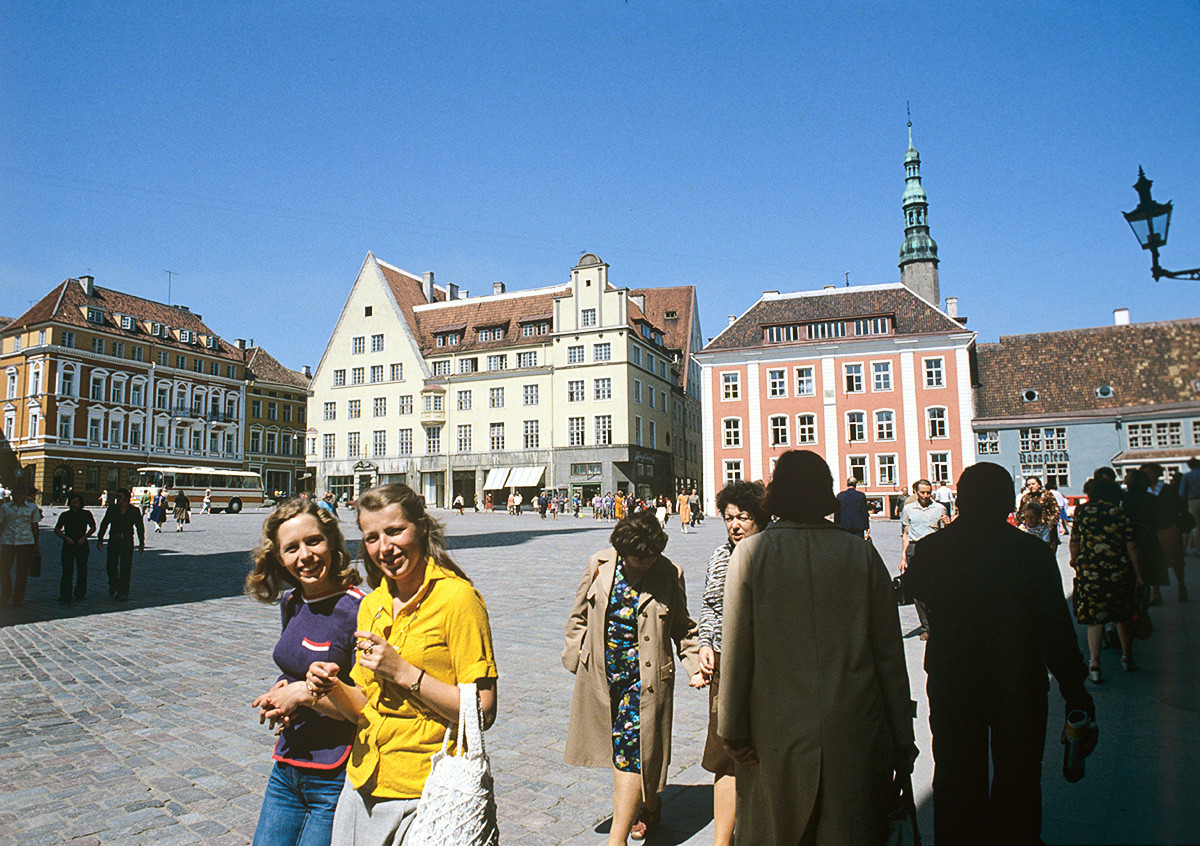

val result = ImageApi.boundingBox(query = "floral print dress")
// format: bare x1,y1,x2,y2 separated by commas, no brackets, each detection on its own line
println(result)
1070,501,1136,624
605,561,641,772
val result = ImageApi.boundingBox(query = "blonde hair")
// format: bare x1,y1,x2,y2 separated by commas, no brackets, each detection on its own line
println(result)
245,498,360,603
355,484,471,588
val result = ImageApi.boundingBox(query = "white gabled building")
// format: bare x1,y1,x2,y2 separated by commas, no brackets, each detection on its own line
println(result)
308,252,704,507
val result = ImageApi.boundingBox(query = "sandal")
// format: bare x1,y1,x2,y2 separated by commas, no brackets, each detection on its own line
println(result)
629,803,661,841
1088,663,1103,684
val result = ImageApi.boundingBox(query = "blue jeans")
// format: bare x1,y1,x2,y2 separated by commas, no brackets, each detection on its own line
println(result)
253,760,346,846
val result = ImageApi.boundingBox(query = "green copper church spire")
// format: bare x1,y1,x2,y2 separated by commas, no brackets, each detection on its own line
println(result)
899,105,940,305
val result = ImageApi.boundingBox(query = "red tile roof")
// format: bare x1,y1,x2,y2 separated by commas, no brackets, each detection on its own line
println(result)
973,317,1200,421
244,346,311,390
631,286,699,387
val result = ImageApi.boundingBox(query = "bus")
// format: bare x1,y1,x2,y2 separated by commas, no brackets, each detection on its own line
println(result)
132,466,266,514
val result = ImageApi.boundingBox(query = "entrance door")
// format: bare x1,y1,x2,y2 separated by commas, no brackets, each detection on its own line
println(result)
357,474,373,497
422,472,445,508
452,470,476,508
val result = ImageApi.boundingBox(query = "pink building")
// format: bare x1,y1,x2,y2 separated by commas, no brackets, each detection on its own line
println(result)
694,123,975,513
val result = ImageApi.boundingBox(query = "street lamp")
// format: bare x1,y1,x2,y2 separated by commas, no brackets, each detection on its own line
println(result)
1123,167,1200,281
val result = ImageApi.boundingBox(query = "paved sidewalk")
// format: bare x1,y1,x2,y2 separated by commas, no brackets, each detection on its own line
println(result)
0,507,1196,844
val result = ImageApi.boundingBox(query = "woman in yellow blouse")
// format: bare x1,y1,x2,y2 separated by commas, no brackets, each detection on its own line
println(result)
307,483,498,844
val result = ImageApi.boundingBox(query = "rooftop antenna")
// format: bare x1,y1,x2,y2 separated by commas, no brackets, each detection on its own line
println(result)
844,271,850,287
163,269,177,305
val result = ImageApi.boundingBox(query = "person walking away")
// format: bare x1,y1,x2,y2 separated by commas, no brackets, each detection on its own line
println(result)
139,489,152,515
453,493,465,515
1156,471,1190,602
1124,468,1170,606
688,489,701,528
1183,457,1200,553
245,498,365,846
96,488,145,601
903,462,1097,845
202,488,212,515
564,511,703,844
677,490,691,534
149,490,168,532
899,479,946,639
1070,477,1142,682
54,493,96,602
0,485,43,607
174,489,191,532
835,477,871,539
100,489,108,509
696,480,768,846
718,451,916,846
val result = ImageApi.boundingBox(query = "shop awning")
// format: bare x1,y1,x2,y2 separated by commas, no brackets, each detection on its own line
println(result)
483,468,511,490
506,466,546,488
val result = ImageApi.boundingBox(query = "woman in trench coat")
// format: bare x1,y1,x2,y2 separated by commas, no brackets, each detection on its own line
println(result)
718,450,917,846
564,511,703,845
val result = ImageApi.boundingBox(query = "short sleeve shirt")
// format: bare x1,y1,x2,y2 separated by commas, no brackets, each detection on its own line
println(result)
346,560,498,799
901,500,946,543
0,501,43,546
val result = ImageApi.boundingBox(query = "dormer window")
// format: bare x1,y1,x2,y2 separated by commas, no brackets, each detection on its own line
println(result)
853,316,891,335
766,324,801,343
119,315,135,330
1096,384,1114,399
205,335,219,350
179,329,194,343
664,310,678,319
477,327,503,342
1022,389,1040,402
150,322,166,338
87,307,104,324
436,332,460,347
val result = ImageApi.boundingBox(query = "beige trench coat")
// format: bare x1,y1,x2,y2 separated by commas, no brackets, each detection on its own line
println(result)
718,520,915,846
562,547,701,796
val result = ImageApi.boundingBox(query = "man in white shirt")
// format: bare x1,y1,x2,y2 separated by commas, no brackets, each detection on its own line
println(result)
901,480,948,639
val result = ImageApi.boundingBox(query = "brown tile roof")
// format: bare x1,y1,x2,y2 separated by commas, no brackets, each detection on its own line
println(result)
4,278,244,359
413,290,564,355
377,260,445,339
973,318,1200,421
244,346,311,390
631,286,698,387
702,284,966,351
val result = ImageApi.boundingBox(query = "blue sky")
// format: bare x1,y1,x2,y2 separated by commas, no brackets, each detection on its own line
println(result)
2,1,1197,370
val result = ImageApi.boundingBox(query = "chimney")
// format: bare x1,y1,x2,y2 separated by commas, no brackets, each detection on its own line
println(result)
302,365,312,379
945,297,958,318
236,339,247,350
80,275,95,296
823,284,836,290
448,282,459,300
493,281,506,296
422,271,435,303
1114,308,1130,326
727,315,736,327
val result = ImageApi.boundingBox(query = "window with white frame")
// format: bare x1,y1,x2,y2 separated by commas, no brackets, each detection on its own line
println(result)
593,343,611,361
60,367,75,397
724,459,743,484
766,324,801,343
768,369,786,398
489,423,504,450
594,378,612,400
567,345,584,364
5,370,15,399
352,367,365,384
92,337,104,355
61,330,75,348
322,433,335,458
633,380,642,403
1154,421,1182,446
797,414,816,444
424,425,441,454
323,402,336,421
770,415,789,446
489,387,504,408
459,358,477,374
634,416,643,446
567,380,584,402
352,336,365,354
648,389,654,410
87,417,101,444
130,382,144,406
929,452,951,484
844,363,864,393
523,420,539,449
398,428,413,455
877,454,897,486
523,384,538,406
924,357,945,387
58,413,73,442
722,372,740,400
872,361,892,391
976,430,1000,454
1021,427,1067,452
456,424,471,453
581,308,597,327
847,411,866,442
90,374,104,400
432,360,450,376
390,363,403,381
348,399,361,419
517,351,537,368
347,432,361,458
875,410,895,441
371,333,384,352
649,420,656,449
399,395,413,414
568,416,585,446
486,355,507,371
422,394,443,413
333,369,345,386
373,397,386,417
927,407,948,439
370,365,384,383
631,347,641,366
595,415,612,445
724,418,741,448
848,455,868,484
457,390,472,411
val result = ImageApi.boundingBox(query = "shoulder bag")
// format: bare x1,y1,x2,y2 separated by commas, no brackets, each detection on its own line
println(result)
407,682,499,846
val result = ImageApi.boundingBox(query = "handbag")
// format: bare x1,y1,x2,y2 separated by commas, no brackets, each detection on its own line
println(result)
893,574,914,607
1130,586,1153,640
885,771,921,846
407,682,499,846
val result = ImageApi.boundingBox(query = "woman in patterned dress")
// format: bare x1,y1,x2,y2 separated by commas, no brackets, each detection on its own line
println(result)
564,512,703,845
1069,477,1143,681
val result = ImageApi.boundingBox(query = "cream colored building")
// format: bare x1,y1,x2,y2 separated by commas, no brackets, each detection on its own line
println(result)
308,252,704,507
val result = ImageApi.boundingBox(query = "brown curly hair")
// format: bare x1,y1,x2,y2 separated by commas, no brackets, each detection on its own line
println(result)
609,510,669,560
245,498,360,603
355,484,471,588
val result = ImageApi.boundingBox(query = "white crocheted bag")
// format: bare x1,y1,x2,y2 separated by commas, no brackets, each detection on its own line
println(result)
407,682,499,846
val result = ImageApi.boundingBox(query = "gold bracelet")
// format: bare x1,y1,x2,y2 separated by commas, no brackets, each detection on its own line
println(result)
408,669,425,695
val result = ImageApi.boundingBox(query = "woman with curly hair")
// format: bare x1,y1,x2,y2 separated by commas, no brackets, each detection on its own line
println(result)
563,510,703,844
306,484,498,845
245,498,365,846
